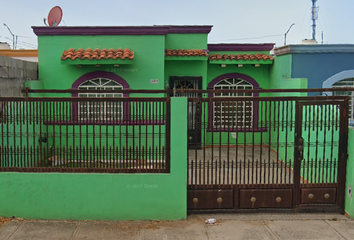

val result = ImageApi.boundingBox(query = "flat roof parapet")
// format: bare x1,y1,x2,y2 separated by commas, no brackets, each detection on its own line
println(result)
32,25,213,36
274,44,354,56
208,43,275,51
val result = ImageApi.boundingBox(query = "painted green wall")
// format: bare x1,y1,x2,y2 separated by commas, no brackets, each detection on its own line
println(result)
37,35,166,92
0,97,187,220
269,54,292,87
207,64,271,89
269,54,308,96
164,33,209,89
165,60,208,88
345,127,354,217
165,33,208,49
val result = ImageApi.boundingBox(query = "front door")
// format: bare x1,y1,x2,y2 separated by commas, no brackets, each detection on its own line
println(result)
170,76,202,148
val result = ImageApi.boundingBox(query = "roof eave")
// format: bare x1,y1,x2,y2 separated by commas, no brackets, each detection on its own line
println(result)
32,25,213,36
208,43,275,52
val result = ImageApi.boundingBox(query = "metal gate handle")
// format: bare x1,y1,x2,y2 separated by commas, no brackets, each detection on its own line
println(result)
298,137,304,161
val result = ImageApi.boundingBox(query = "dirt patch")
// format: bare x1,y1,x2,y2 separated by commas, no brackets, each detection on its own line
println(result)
0,217,12,227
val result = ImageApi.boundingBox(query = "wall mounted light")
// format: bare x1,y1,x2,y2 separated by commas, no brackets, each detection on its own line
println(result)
220,64,226,68
254,64,260,67
237,64,243,68
95,65,101,68
76,65,82,68
114,64,120,67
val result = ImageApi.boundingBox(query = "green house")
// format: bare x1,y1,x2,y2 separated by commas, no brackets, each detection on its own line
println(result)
0,25,351,220
28,25,284,149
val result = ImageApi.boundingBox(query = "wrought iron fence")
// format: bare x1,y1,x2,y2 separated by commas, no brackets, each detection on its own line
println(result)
1,87,353,176
186,94,349,188
0,95,170,173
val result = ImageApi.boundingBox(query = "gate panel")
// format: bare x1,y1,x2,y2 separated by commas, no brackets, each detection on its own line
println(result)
187,189,234,209
239,189,292,208
188,95,349,212
301,188,336,204
294,100,349,208
188,98,296,187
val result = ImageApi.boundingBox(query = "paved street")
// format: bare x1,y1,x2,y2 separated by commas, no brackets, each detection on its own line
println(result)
1,213,354,240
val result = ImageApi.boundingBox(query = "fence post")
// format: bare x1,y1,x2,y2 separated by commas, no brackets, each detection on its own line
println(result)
170,97,188,217
170,96,188,170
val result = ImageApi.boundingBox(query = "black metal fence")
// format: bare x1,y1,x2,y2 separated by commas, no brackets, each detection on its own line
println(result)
0,93,170,173
187,95,349,188
0,87,353,176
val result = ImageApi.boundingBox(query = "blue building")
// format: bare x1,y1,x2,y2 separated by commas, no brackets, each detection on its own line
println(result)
273,44,354,125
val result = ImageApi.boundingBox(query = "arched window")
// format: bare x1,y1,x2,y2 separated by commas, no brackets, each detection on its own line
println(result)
208,73,260,130
78,78,123,120
213,78,253,128
72,71,130,122
332,78,354,122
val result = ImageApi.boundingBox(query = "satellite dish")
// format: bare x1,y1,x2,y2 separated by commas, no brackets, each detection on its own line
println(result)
47,6,63,27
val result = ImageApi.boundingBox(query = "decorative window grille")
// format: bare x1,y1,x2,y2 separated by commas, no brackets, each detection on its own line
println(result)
78,78,123,120
332,78,354,122
213,78,253,128
171,78,200,129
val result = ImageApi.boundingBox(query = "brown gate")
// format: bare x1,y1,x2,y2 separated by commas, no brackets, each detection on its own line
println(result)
187,94,349,212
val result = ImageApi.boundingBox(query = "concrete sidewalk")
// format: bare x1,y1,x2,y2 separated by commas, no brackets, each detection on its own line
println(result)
1,213,354,240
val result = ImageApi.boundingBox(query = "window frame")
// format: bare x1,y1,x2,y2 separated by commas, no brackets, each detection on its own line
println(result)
78,78,124,121
207,73,263,132
71,71,130,123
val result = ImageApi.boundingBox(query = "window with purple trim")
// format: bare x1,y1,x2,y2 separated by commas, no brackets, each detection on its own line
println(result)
213,78,254,129
78,78,123,120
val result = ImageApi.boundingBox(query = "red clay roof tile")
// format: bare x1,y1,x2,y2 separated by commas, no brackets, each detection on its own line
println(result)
61,48,134,60
165,49,209,57
209,53,273,61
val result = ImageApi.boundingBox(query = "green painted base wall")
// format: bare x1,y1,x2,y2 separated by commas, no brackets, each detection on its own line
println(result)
345,127,354,218
0,98,187,220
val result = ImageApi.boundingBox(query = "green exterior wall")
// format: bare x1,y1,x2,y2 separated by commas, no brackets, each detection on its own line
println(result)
37,35,166,93
269,54,308,96
207,64,271,89
165,60,207,86
269,54,292,87
0,97,187,220
165,33,208,49
345,127,354,217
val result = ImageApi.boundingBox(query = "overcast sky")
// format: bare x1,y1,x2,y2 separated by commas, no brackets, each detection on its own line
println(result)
0,0,353,49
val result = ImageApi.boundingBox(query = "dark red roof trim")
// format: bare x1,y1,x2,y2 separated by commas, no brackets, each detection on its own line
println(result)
208,43,275,51
32,25,213,36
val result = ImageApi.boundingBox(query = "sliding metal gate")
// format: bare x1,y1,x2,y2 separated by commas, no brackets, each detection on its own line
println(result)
187,95,349,212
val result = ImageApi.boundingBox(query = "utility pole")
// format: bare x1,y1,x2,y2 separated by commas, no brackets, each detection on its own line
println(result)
3,23,16,49
311,0,319,40
284,23,295,46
